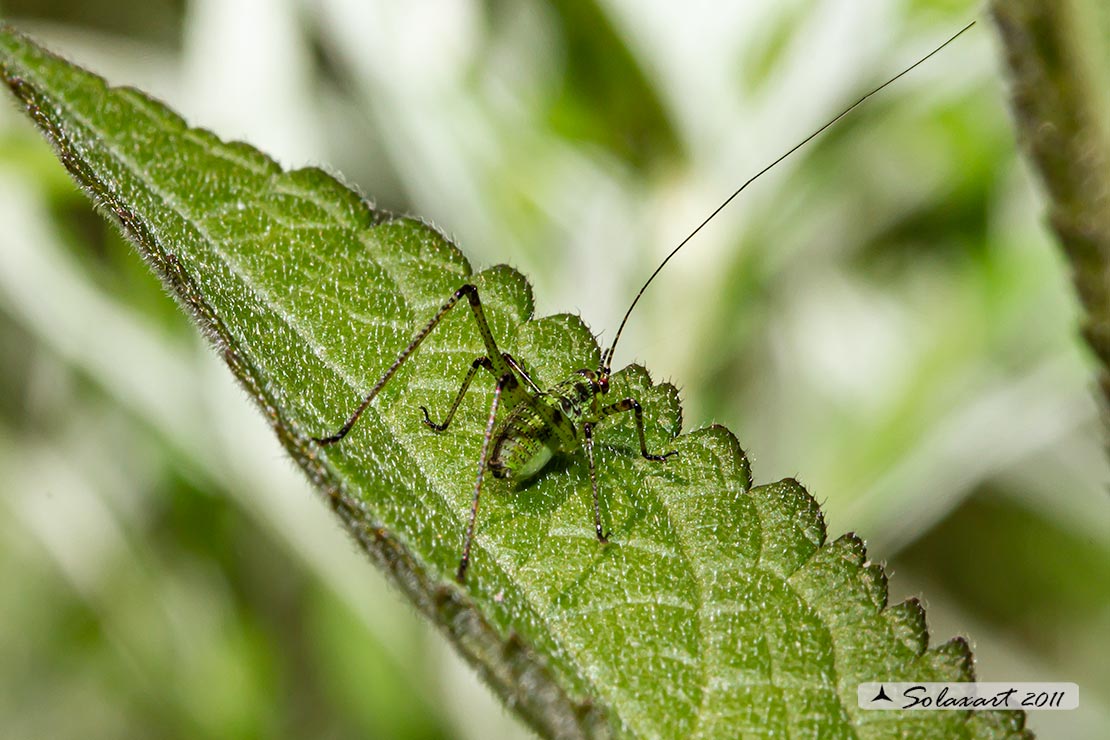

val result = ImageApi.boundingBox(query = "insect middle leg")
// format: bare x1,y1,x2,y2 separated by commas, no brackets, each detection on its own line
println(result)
314,283,514,445
421,356,494,432
422,352,538,432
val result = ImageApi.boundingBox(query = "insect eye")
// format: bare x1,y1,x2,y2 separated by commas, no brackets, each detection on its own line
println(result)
598,376,609,393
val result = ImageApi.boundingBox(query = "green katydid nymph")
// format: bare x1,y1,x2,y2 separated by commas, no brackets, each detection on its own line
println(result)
314,21,977,583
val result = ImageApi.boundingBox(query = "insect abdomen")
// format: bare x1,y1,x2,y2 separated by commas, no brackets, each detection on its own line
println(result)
489,401,559,481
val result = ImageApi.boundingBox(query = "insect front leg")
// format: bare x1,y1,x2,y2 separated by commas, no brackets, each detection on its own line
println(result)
581,422,609,543
314,283,513,445
599,397,678,462
456,371,515,583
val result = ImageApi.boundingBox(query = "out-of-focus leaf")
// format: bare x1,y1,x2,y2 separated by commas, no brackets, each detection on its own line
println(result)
991,0,1110,405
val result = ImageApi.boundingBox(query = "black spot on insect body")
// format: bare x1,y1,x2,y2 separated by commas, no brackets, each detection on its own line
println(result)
575,382,591,403
559,396,577,415
545,400,579,443
488,457,507,479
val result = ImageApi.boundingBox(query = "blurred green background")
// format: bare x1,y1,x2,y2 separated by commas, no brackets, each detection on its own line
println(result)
0,1,1106,738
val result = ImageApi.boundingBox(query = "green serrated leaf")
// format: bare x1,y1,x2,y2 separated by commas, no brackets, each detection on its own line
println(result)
0,26,1029,739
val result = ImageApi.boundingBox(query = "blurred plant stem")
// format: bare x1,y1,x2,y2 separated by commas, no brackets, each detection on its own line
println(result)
991,0,1110,407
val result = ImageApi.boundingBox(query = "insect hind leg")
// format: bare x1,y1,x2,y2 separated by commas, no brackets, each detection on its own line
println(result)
456,371,514,583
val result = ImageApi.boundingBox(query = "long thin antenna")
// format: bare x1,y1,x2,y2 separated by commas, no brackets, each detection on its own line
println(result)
599,20,975,375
